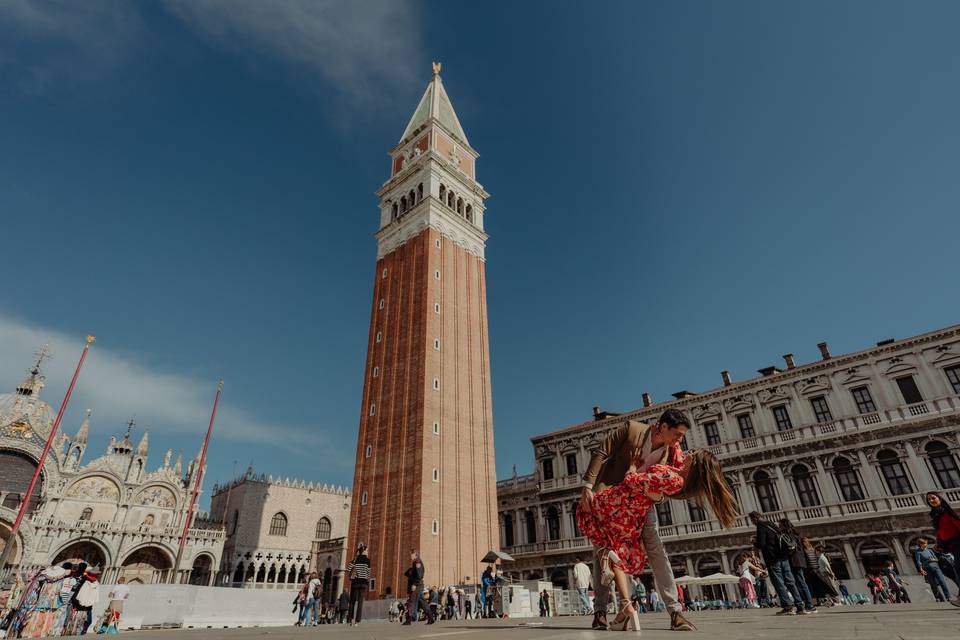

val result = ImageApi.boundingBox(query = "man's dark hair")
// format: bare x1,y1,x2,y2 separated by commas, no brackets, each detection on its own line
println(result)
62,562,73,570
658,409,690,430
748,511,762,522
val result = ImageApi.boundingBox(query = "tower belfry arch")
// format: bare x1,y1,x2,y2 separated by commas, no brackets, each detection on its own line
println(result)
347,64,499,596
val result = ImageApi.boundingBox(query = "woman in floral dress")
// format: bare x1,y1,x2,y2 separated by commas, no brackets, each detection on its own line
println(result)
577,449,737,632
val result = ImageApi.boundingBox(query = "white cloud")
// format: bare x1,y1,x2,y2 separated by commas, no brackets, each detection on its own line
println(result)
0,0,424,109
162,0,423,107
0,0,144,93
0,313,319,455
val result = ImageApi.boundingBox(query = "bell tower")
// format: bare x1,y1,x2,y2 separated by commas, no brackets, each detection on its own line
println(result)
347,63,499,595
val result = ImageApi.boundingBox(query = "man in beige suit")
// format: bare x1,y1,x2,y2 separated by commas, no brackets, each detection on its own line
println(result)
580,408,695,631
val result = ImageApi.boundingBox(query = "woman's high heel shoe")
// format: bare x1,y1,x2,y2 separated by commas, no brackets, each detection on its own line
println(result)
609,599,641,633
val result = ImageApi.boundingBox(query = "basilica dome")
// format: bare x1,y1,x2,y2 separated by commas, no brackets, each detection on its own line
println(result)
0,367,57,443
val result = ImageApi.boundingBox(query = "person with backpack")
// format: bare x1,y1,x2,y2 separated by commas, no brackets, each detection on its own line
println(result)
778,520,815,613
749,512,805,615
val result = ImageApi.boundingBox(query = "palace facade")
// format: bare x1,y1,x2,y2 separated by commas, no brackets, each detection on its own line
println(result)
0,357,224,584
210,470,350,600
497,324,960,594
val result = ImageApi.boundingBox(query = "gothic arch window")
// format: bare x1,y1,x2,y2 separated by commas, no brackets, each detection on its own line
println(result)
391,203,398,220
316,517,332,540
417,183,423,201
439,184,446,201
524,510,537,544
465,204,473,222
791,464,821,507
447,191,455,208
400,196,407,213
753,470,779,512
269,512,288,536
409,189,416,206
832,456,864,501
877,449,913,495
546,506,561,541
925,441,960,489
503,513,514,547
233,562,244,583
456,197,464,215
80,507,93,521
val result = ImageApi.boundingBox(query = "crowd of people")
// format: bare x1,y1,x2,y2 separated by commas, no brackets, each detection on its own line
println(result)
0,564,129,638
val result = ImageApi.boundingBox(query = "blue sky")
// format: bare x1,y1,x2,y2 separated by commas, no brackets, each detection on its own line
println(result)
1,1,958,505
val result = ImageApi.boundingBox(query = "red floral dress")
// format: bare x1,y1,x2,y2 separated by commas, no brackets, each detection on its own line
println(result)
577,460,685,575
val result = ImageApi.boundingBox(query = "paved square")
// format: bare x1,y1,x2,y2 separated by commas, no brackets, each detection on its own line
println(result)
126,604,959,640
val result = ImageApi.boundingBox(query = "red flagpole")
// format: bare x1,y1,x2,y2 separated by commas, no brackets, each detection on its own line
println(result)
0,335,95,575
172,378,223,583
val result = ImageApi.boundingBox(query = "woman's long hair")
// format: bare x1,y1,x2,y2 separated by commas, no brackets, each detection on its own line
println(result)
778,518,800,538
680,449,738,528
927,491,960,529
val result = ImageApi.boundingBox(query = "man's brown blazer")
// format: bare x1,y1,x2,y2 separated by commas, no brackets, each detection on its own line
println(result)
582,419,679,493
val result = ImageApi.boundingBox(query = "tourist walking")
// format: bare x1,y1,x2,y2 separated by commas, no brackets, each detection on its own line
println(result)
750,512,805,615
298,572,321,626
464,592,473,619
480,566,495,618
805,542,839,606
737,553,763,607
345,543,371,625
62,567,99,636
750,551,771,607
96,577,130,634
632,578,647,613
779,520,815,612
914,537,951,602
402,552,433,625
538,590,549,617
336,589,350,623
573,557,592,614
866,574,885,604
925,492,960,606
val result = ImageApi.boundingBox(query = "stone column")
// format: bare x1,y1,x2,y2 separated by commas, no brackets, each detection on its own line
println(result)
737,471,759,513
842,541,863,580
813,457,841,504
890,536,911,574
684,557,698,599
773,465,798,509
904,442,936,492
720,553,731,575
855,451,886,499
559,502,570,540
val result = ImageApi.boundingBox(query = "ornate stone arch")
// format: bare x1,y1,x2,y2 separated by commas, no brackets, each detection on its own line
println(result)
51,537,112,569
0,442,63,505
133,483,180,509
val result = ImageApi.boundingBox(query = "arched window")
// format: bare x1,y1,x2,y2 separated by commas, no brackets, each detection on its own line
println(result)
877,449,912,495
400,196,407,213
315,517,331,540
926,441,960,488
465,204,473,222
503,514,514,547
269,512,288,536
456,198,464,214
792,464,821,507
546,506,561,541
753,470,779,512
524,510,537,544
391,203,398,220
439,184,446,201
447,192,454,208
417,183,424,201
80,507,93,521
2,493,21,510
832,457,864,501
409,189,416,206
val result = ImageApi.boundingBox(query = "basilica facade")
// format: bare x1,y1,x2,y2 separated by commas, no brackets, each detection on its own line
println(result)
497,324,960,596
0,357,224,584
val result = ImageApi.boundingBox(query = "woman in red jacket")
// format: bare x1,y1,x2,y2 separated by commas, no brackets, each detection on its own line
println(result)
926,492,960,607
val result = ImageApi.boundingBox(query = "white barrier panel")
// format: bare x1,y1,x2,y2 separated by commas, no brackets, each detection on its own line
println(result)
108,584,302,629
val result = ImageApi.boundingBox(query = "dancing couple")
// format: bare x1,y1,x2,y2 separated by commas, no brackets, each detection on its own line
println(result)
578,409,737,633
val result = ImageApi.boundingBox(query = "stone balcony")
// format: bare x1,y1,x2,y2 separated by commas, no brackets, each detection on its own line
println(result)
501,488,960,558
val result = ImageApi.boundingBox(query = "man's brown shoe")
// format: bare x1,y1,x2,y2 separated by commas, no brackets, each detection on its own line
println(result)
591,610,608,630
670,611,696,631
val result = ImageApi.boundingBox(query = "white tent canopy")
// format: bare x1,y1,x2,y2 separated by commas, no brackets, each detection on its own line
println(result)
697,572,741,585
